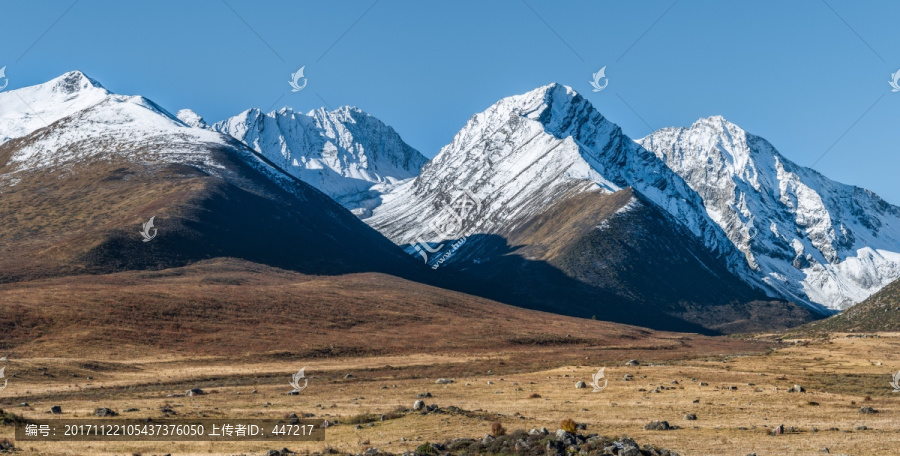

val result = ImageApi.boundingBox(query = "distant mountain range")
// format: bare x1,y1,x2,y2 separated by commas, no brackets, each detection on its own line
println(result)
3,72,899,333
212,106,427,217
0,71,419,283
363,83,900,315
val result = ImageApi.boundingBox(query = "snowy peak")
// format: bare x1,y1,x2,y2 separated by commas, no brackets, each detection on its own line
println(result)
213,105,427,216
638,118,900,310
0,70,111,144
48,70,107,94
176,109,209,129
368,83,750,284
475,83,607,139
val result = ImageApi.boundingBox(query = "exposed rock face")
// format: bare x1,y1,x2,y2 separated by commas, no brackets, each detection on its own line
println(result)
639,116,900,310
214,106,427,217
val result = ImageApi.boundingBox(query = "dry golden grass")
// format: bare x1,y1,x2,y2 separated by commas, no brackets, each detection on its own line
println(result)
1,333,897,455
0,260,896,454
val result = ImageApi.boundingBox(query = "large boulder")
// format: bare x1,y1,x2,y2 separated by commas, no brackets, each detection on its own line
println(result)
644,420,671,431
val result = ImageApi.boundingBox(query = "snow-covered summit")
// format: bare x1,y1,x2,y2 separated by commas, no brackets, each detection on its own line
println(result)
213,105,427,216
638,116,900,309
367,83,753,282
0,71,110,144
176,109,209,129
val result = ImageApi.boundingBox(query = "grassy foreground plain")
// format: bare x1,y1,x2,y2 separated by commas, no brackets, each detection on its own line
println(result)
1,260,898,455
1,334,898,455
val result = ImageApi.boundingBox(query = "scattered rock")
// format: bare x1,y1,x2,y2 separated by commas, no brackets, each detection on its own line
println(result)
554,429,576,445
625,359,640,366
575,381,587,389
644,421,671,431
94,408,117,417
623,374,633,381
416,392,432,398
344,374,354,379
790,384,805,393
859,406,878,414
435,378,453,384
855,425,868,431
186,388,204,396
18,402,29,407
412,400,425,411
50,405,62,414
699,382,709,386
684,414,697,421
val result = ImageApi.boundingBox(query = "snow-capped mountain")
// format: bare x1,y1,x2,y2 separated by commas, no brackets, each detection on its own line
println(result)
0,71,421,281
0,71,235,176
363,83,820,332
368,83,748,274
638,116,900,310
0,71,110,144
176,109,209,129
214,106,428,217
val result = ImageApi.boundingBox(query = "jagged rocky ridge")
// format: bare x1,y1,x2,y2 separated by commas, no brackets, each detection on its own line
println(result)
364,83,819,332
213,106,428,217
638,117,900,310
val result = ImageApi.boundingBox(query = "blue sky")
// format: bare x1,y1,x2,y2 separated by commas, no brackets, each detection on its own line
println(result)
2,0,899,204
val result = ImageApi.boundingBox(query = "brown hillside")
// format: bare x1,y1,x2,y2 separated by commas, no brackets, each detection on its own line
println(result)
0,258,761,359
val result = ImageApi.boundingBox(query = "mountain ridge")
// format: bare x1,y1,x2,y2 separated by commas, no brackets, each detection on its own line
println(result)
0,71,424,284
213,105,428,217
364,83,819,332
638,115,900,310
